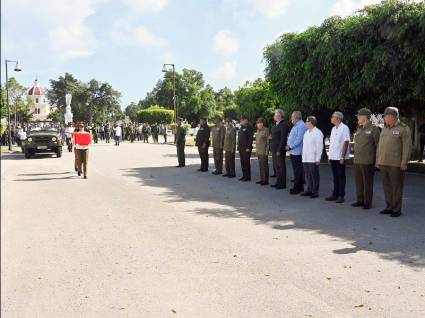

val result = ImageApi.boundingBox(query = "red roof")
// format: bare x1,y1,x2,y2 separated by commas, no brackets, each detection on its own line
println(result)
28,79,45,96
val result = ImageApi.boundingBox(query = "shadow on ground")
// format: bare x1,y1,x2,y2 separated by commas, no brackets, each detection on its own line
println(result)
122,160,425,268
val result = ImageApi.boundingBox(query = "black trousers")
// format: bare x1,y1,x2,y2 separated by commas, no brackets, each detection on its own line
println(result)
330,160,346,198
198,146,209,171
304,162,320,195
290,154,304,191
225,151,236,176
272,151,286,187
239,150,251,179
177,143,185,166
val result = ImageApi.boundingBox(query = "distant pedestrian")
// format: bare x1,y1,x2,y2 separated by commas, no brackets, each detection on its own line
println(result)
114,124,122,146
160,124,167,143
151,124,159,143
238,115,254,181
270,109,289,189
301,116,323,198
326,111,351,203
104,125,110,143
287,111,307,194
175,118,186,168
195,118,210,172
376,107,411,217
255,118,270,186
352,108,380,209
223,119,236,178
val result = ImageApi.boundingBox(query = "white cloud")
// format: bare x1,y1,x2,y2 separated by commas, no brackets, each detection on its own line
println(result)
250,0,290,18
110,20,167,48
211,62,238,81
213,30,239,57
162,51,175,63
124,0,168,13
2,0,96,61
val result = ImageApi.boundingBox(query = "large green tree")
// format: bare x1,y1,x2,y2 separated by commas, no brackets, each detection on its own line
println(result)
48,73,123,124
264,0,425,133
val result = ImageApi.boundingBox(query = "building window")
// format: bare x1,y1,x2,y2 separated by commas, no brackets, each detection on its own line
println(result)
35,98,39,103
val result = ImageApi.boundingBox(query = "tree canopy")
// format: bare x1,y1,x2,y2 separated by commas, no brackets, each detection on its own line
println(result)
264,0,425,131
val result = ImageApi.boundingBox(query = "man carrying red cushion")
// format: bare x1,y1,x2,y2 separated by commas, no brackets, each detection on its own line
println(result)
73,122,92,179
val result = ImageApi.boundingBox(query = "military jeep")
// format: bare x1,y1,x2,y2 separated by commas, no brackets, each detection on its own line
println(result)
21,121,63,158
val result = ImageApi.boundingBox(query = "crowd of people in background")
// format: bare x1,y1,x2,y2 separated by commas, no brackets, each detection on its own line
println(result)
179,107,414,218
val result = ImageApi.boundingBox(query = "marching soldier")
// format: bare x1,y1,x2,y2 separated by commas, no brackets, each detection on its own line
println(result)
376,107,412,217
352,108,380,209
238,115,254,181
211,115,226,175
175,117,186,167
195,118,210,172
73,122,92,179
223,119,236,178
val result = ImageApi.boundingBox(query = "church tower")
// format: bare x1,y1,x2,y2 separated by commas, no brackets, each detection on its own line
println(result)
27,78,54,120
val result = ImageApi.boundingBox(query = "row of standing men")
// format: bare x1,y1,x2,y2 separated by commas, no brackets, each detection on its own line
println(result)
174,106,412,218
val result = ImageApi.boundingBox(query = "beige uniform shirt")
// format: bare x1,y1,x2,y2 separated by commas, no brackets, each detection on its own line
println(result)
211,124,225,149
353,121,380,165
377,121,411,167
255,128,269,156
223,125,236,152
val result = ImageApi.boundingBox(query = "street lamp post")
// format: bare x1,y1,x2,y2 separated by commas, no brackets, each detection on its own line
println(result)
162,63,176,122
4,59,22,151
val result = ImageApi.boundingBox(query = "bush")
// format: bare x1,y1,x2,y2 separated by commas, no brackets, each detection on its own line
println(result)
137,105,174,124
0,118,7,136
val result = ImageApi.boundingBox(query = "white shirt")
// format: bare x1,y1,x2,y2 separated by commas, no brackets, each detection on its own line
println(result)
114,126,122,137
328,122,351,160
302,127,324,163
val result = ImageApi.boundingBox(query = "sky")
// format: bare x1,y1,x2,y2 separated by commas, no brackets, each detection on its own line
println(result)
1,0,388,107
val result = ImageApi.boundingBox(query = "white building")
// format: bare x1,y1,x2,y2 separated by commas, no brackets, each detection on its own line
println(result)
27,79,55,121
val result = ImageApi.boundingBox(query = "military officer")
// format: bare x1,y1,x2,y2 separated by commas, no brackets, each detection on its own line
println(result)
223,119,236,178
238,115,254,181
211,115,226,175
376,107,412,217
195,118,210,172
175,117,186,168
255,118,270,185
352,108,380,209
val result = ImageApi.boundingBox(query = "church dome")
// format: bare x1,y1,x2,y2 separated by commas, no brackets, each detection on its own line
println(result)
28,79,46,96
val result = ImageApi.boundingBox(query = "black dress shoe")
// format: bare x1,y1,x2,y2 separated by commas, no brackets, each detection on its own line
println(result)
390,211,402,217
261,182,269,186
222,174,230,177
84,175,87,179
239,177,246,181
310,193,319,199
351,202,364,207
301,192,312,197
270,175,276,178
380,209,392,214
197,169,203,171
256,181,263,184
228,175,236,178
275,186,286,190
212,171,219,175
78,172,81,176
325,196,338,201
363,205,371,210
244,178,251,182
270,184,277,188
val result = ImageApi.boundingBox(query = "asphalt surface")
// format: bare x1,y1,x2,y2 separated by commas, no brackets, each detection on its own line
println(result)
1,141,425,318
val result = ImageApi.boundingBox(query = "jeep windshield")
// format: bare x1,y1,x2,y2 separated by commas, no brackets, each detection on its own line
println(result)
28,122,60,133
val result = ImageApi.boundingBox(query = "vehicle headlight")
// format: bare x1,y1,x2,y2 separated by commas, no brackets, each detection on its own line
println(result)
52,137,57,142
27,137,33,142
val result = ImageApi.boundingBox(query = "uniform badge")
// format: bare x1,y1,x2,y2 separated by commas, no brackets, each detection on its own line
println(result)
392,130,400,135
365,131,371,134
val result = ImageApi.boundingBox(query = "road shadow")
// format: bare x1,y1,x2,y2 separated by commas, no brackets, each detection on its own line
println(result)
13,176,78,182
121,160,425,268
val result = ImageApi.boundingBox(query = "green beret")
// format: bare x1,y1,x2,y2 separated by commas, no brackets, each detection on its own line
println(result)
357,108,372,118
384,107,399,118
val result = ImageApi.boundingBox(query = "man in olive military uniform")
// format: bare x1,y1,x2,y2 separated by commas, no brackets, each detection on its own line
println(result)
211,115,226,175
376,107,411,217
237,115,254,181
195,118,210,172
352,108,380,209
175,117,186,167
223,119,236,178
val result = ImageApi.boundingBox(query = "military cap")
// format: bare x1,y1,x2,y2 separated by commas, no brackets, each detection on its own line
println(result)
384,107,399,118
357,108,372,118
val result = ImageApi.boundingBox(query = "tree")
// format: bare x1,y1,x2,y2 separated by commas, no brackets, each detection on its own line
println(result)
234,79,279,125
125,102,140,122
264,0,425,133
48,73,122,124
137,105,174,124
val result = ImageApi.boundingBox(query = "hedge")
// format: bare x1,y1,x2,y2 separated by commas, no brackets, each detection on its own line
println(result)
137,105,174,124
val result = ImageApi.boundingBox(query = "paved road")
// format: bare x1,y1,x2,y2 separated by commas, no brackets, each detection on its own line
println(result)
1,142,425,318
